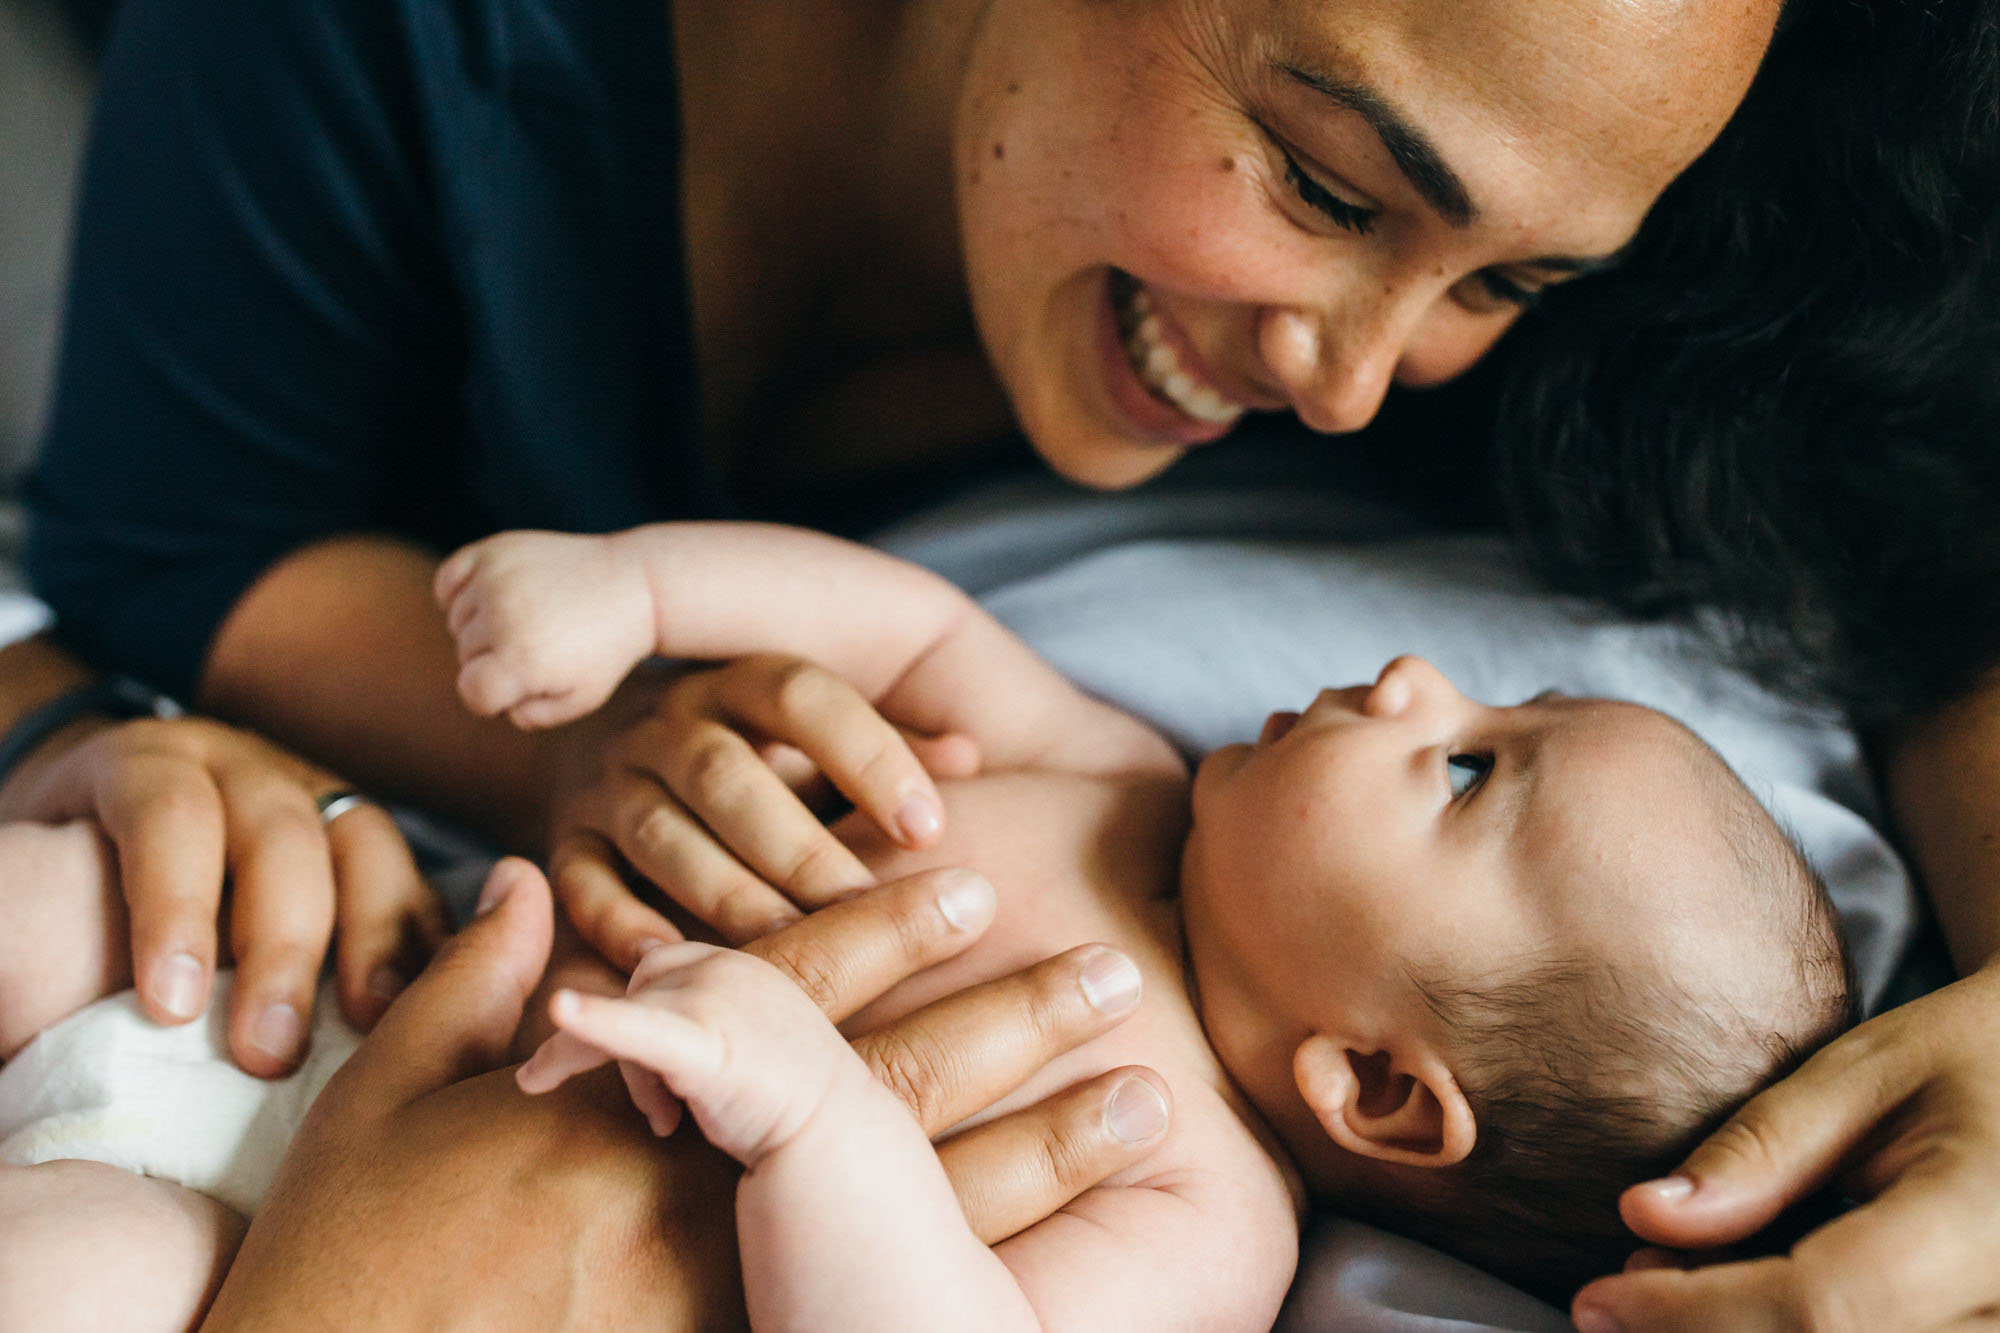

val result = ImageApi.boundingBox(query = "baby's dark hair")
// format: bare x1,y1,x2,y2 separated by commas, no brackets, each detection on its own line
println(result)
1330,763,1857,1303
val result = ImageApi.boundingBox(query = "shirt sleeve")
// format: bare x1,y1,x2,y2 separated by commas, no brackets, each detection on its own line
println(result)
25,0,459,698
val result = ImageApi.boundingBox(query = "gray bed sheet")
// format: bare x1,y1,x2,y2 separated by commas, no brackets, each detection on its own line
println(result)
874,469,1927,1331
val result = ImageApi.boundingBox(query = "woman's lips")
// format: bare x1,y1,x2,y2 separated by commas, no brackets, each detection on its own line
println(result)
1094,269,1243,447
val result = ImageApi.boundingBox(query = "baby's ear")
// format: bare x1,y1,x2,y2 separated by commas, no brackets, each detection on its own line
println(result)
1292,1032,1475,1169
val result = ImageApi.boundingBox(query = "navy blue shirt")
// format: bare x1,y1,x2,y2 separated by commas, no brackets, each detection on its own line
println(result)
28,0,714,698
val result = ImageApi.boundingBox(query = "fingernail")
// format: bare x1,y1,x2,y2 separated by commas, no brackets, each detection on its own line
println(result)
1640,1174,1696,1204
897,796,943,844
155,952,205,1020
251,1003,304,1064
1078,948,1142,1014
476,861,522,916
936,871,996,931
367,965,408,1002
1105,1076,1168,1144
1573,1305,1623,1333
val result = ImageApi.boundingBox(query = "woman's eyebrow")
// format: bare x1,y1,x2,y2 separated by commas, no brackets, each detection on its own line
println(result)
1274,61,1476,227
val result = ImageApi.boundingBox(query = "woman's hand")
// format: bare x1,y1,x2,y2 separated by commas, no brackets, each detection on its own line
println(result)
1573,964,2000,1332
203,860,1169,1330
545,656,979,968
0,713,447,1077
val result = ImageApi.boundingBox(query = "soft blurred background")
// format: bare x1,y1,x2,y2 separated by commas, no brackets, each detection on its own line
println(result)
0,0,103,578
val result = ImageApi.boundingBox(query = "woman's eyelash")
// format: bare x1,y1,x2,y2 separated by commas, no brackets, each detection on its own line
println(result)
1277,147,1376,237
1477,272,1541,308
1446,752,1493,798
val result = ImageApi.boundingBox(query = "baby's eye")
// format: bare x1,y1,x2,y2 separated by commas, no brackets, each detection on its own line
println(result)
1446,752,1492,798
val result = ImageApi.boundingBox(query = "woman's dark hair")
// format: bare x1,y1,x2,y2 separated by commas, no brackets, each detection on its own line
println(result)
1496,0,2000,733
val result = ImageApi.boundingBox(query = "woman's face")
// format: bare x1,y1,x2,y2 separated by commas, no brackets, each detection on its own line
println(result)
951,0,1780,487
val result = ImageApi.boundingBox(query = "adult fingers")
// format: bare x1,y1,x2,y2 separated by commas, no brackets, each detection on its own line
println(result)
316,858,554,1122
637,704,876,907
596,764,808,942
851,943,1144,1135
742,867,998,1023
94,747,229,1027
217,764,339,1076
1580,1166,2000,1333
550,829,687,971
325,801,449,1031
1618,1018,1920,1249
711,657,945,848
937,1067,1172,1244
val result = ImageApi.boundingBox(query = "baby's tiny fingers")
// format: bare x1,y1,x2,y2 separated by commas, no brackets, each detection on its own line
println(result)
458,655,525,719
620,1059,685,1137
548,989,725,1088
431,547,479,606
516,1028,613,1094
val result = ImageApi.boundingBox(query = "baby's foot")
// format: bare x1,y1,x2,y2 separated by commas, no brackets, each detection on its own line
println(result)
434,531,658,728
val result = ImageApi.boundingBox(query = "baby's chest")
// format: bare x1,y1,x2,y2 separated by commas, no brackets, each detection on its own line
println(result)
833,773,1212,1124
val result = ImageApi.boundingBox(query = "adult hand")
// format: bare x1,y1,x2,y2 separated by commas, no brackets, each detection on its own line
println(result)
203,860,1169,1330
0,713,447,1077
544,658,979,969
1572,964,2000,1332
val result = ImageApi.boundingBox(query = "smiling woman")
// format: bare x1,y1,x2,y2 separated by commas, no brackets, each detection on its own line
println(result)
5,0,2000,1327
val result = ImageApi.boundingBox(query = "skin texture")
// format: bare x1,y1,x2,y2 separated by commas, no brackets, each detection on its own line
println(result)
202,861,1172,1330
944,0,1781,485
20,0,2000,1325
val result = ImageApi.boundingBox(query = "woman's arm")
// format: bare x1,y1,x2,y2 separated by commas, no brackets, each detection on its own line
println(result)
197,536,558,846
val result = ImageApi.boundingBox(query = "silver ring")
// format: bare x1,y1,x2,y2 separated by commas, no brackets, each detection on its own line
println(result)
315,789,369,827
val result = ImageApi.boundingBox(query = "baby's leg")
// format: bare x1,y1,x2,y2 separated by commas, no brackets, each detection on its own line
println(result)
0,822,126,1059
0,1159,245,1332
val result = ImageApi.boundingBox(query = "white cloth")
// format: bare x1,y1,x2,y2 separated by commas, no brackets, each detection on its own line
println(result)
0,974,359,1215
0,588,50,651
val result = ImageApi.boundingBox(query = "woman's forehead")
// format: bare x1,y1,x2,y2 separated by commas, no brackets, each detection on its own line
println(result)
1246,0,1779,195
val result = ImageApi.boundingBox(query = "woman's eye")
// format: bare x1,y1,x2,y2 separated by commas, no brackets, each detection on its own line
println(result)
1454,271,1543,314
1275,144,1377,237
1446,752,1493,797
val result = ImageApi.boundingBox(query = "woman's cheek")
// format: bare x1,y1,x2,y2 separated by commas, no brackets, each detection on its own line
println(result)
1391,305,1521,388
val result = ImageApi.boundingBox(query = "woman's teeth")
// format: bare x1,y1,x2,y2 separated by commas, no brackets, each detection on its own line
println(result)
1114,279,1245,427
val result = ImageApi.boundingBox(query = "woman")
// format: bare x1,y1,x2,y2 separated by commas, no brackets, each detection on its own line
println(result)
6,0,1999,1324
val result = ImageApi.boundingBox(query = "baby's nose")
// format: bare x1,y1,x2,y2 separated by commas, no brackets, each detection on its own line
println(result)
1362,655,1456,718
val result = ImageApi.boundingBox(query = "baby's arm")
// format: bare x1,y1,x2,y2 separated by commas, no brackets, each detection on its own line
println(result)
435,522,1176,776
516,942,1042,1333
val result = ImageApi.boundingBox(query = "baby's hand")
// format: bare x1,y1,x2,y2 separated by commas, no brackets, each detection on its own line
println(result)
514,941,868,1167
434,531,660,729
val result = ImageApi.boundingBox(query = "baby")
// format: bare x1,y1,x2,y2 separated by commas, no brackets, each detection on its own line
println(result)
439,521,1857,1320
0,519,1853,1329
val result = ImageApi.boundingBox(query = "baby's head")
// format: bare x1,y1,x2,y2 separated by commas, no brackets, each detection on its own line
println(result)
1179,656,1854,1300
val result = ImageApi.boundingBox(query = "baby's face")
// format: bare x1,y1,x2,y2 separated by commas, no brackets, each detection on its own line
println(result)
1179,655,1768,1121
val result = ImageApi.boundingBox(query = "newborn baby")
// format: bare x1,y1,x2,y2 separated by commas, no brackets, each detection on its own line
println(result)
0,520,1853,1330
439,521,1857,1321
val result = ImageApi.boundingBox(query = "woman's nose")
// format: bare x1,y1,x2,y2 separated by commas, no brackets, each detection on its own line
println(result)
1361,655,1459,719
1256,303,1404,436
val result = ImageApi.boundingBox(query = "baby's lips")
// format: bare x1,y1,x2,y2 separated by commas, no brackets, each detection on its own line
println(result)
1258,711,1301,746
